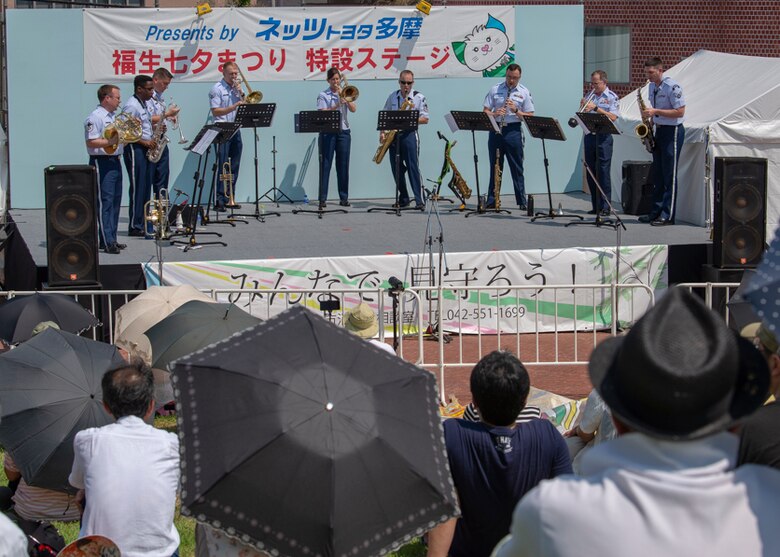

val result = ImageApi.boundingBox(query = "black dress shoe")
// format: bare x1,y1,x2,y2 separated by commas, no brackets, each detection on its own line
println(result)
638,215,655,223
116,243,127,250
214,205,226,212
339,200,351,207
128,229,146,237
318,201,327,209
392,201,411,209
588,209,598,215
484,203,496,210
599,209,610,217
415,203,425,210
651,217,674,226
518,204,527,211
104,244,121,254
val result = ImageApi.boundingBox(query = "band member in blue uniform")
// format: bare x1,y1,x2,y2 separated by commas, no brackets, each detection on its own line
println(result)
483,63,535,210
381,70,429,210
316,67,356,209
582,70,620,216
148,67,180,197
85,84,125,254
639,57,686,226
122,75,156,237
209,61,244,212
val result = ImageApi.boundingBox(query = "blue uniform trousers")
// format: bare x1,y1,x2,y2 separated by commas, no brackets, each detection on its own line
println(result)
150,144,170,198
318,129,351,203
584,133,613,212
651,124,685,221
387,130,424,206
216,133,243,207
487,123,526,207
123,143,153,234
89,155,122,248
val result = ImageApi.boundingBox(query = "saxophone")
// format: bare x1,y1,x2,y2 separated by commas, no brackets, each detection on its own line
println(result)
635,81,656,154
147,105,170,163
373,98,414,164
443,136,471,210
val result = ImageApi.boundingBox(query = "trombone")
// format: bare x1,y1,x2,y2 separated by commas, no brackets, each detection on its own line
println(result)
568,91,597,128
236,65,263,104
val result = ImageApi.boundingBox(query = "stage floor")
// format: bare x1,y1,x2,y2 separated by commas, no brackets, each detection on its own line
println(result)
11,192,709,268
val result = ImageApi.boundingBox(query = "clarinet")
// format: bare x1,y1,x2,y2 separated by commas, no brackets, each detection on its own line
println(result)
492,95,510,211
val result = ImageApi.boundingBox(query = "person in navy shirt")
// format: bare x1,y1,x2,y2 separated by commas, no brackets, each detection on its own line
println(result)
425,350,572,557
639,57,686,226
381,70,429,209
316,67,356,209
582,70,620,216
483,64,535,210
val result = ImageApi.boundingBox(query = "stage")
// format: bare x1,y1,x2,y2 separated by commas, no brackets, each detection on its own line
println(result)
6,192,711,291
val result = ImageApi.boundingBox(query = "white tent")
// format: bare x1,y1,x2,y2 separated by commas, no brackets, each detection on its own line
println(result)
612,49,780,240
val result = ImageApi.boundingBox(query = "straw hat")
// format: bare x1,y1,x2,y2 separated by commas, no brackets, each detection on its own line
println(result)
343,303,379,338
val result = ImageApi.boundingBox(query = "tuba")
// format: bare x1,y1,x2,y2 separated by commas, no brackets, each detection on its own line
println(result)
339,73,359,103
373,98,414,164
635,81,656,153
236,65,263,104
143,189,170,240
103,111,142,155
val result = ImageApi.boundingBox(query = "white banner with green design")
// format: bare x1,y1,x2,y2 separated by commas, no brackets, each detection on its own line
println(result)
144,245,667,334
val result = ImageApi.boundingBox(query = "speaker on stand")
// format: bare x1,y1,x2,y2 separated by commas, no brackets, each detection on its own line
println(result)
712,157,767,268
44,165,102,288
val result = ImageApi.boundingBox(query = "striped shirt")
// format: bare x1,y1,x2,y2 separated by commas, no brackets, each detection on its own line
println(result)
463,403,542,424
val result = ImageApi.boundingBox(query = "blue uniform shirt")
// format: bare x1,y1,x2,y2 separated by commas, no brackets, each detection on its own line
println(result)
586,86,620,134
85,105,123,157
316,88,350,131
483,82,534,125
649,77,685,125
383,89,429,120
209,79,242,123
121,95,152,140
148,91,166,118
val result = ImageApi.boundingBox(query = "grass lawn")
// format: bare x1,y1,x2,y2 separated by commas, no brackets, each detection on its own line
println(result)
1,414,426,557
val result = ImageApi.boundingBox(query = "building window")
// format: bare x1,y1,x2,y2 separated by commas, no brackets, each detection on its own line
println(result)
584,26,630,83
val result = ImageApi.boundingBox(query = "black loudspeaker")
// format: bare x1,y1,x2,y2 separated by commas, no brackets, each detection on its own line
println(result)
621,161,654,215
713,157,767,268
44,165,101,286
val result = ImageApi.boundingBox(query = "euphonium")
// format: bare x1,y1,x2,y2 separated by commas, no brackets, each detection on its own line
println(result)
103,111,142,155
373,98,414,164
143,188,170,240
221,159,239,208
635,81,656,153
339,73,359,103
236,65,263,104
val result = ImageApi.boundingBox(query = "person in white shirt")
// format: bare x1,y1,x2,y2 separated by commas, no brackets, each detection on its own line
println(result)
493,288,780,557
69,361,180,557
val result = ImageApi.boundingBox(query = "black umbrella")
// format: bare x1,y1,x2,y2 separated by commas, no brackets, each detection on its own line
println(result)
144,300,261,370
0,328,125,491
745,226,780,335
171,305,459,557
0,292,100,343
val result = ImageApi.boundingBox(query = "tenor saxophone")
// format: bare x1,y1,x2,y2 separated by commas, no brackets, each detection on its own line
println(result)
373,98,414,164
444,138,471,210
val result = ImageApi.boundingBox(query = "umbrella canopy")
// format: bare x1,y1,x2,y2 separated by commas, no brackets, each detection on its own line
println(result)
745,227,780,335
171,305,459,557
114,285,215,363
0,293,100,344
0,328,126,491
145,300,260,370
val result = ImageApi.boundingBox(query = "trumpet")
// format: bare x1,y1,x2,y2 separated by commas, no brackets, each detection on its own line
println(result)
166,97,187,145
339,73,359,103
221,159,240,208
235,65,263,104
568,91,597,128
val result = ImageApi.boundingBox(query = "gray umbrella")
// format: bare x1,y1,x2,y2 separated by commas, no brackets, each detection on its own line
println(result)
745,226,780,335
0,328,125,492
171,305,459,557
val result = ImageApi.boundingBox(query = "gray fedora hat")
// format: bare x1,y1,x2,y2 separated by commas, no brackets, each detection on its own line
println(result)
589,288,769,440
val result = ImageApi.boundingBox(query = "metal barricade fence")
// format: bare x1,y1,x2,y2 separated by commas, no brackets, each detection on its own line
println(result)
675,282,742,324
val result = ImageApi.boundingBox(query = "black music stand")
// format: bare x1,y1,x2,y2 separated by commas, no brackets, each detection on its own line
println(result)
448,111,509,217
170,124,226,251
367,109,421,216
566,112,624,230
291,110,347,219
232,103,281,222
525,115,583,223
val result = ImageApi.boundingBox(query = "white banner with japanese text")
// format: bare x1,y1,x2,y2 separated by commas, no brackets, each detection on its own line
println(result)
144,245,668,334
83,6,516,83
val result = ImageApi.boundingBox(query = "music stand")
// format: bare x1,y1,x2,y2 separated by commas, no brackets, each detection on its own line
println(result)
232,104,281,222
291,110,347,219
448,111,508,217
566,112,623,230
367,109,421,216
524,115,583,223
170,124,226,251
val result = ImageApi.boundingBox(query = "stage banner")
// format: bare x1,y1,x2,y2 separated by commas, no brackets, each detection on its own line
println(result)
83,6,516,83
144,245,668,334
